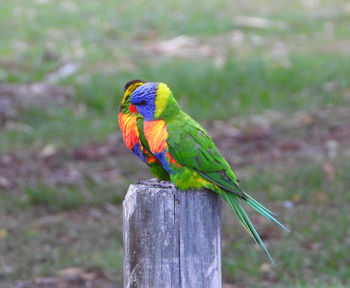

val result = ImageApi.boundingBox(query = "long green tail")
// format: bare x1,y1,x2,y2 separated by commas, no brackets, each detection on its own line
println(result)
222,190,288,265
246,194,288,232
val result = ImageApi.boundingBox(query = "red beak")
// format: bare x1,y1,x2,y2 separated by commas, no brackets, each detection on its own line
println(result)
129,104,138,114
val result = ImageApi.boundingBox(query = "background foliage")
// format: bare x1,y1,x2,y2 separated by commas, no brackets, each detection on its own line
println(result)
0,0,350,287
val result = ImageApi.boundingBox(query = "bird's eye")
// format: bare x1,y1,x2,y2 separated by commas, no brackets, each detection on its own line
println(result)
139,100,147,106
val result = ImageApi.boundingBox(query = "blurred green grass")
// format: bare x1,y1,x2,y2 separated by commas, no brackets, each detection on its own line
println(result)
1,0,350,287
1,0,350,153
2,54,350,152
223,160,350,286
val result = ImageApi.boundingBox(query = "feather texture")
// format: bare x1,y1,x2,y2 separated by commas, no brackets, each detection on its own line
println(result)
129,82,288,263
118,80,170,180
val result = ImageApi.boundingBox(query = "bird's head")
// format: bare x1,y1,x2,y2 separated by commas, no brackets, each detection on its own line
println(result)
130,82,179,121
119,79,148,114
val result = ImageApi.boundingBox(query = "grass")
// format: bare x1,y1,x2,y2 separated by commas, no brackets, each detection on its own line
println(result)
0,207,124,283
2,54,350,152
24,181,126,211
1,0,350,287
221,160,350,286
2,158,349,287
0,107,114,151
1,0,350,153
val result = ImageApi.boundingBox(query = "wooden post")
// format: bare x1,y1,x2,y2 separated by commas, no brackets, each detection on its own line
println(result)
123,179,222,288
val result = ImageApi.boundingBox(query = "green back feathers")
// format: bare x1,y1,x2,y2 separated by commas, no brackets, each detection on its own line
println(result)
167,112,247,199
165,111,288,263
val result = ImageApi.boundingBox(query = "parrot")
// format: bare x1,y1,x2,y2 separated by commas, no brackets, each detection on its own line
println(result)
129,81,288,263
118,79,170,181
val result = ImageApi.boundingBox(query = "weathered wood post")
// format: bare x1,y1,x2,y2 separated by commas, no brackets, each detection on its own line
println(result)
123,179,222,288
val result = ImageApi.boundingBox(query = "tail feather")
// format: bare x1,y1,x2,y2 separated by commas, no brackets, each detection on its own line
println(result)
235,185,288,232
245,194,277,217
246,195,289,232
222,191,276,265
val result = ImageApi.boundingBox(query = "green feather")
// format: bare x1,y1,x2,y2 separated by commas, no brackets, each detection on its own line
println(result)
132,82,288,264
164,112,287,262
246,196,288,231
222,191,275,265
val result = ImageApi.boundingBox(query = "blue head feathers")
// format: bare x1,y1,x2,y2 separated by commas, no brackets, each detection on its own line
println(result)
130,82,158,121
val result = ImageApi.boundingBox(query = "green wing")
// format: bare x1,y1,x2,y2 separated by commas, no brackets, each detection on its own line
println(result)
166,112,287,264
167,112,247,200
167,112,286,224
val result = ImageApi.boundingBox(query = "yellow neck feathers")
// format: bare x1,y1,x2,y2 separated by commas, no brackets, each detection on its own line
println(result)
154,83,171,118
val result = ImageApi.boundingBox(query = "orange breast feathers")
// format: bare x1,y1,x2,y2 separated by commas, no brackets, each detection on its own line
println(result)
118,113,139,149
144,120,168,154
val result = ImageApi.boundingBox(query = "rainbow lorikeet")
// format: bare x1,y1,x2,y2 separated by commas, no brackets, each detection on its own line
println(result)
129,82,288,263
118,80,170,181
